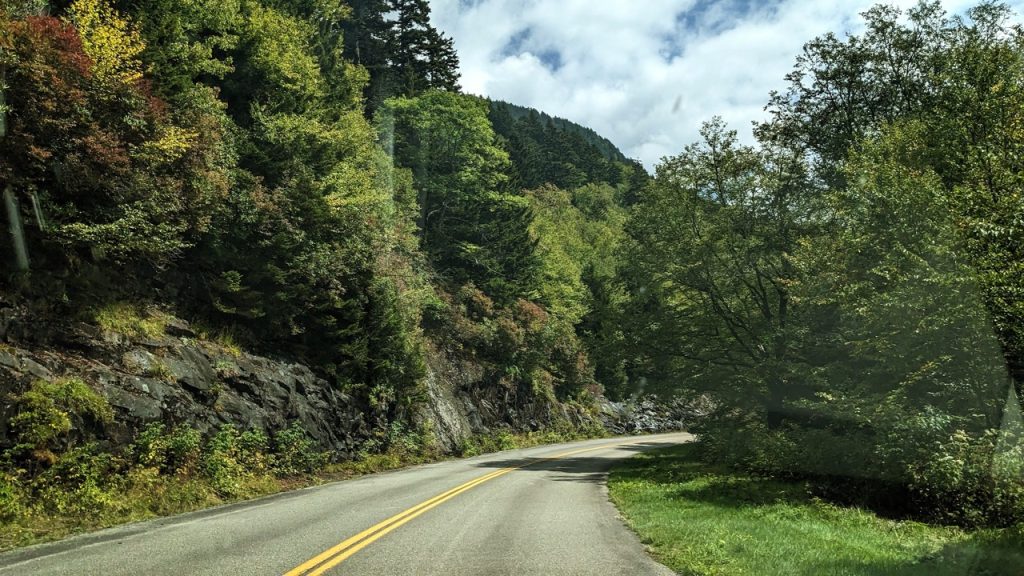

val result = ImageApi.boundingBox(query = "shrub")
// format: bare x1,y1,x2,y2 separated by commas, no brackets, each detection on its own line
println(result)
133,422,168,469
899,427,1024,527
202,425,251,497
272,423,327,476
9,377,113,463
0,473,26,523
132,423,202,475
236,429,270,473
698,405,1024,527
33,444,121,518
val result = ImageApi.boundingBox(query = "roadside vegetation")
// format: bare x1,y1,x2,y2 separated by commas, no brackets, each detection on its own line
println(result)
2,0,1024,565
0,372,605,551
609,445,1024,576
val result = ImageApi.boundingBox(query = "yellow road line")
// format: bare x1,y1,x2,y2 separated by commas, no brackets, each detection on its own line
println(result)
284,441,633,576
283,468,511,576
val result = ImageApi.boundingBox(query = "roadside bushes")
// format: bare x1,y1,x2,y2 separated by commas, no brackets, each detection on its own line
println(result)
8,378,113,467
131,422,329,497
697,407,1024,528
0,376,329,547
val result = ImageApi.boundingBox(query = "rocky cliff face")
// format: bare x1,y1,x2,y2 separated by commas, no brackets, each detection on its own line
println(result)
0,309,367,458
415,341,604,452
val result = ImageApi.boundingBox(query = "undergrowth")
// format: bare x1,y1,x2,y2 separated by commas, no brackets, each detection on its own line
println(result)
93,303,170,340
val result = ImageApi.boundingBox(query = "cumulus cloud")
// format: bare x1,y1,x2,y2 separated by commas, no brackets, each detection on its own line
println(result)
428,0,1023,170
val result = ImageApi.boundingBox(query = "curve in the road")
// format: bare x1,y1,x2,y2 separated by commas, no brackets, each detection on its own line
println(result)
0,432,692,576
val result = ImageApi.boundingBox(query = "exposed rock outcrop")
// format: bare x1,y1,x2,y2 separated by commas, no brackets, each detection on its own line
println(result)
600,395,711,435
0,303,689,461
0,314,367,458
415,341,603,452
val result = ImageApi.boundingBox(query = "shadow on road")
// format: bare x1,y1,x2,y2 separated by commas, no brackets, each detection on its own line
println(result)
470,441,677,484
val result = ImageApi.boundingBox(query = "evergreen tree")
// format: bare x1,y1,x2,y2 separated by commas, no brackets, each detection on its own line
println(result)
382,91,538,302
387,0,459,96
342,0,460,113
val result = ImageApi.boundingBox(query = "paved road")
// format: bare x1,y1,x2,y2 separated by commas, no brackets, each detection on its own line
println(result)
0,432,690,575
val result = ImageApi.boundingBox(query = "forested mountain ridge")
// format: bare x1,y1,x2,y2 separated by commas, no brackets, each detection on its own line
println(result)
487,99,648,195
488,100,631,163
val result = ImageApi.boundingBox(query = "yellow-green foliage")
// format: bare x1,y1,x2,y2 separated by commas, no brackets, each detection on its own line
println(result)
94,302,169,340
9,378,113,455
136,126,199,166
145,360,174,382
529,183,627,326
211,329,242,357
240,4,324,109
66,0,145,85
191,321,244,356
0,420,329,550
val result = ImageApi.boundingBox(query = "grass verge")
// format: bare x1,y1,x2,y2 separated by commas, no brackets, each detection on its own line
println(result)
608,444,1024,576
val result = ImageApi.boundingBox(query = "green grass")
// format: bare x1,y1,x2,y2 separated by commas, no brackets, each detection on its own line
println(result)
94,302,169,340
608,444,1024,576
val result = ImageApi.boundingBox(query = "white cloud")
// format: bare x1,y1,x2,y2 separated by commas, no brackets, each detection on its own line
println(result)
428,0,1023,170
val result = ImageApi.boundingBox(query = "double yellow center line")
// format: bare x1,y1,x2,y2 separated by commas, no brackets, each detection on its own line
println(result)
283,441,632,576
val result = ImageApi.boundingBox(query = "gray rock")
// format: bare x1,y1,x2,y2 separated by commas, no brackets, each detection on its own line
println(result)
122,349,158,374
0,323,366,457
163,317,196,338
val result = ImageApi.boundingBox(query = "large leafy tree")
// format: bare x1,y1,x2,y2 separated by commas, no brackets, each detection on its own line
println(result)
619,2,1024,525
622,119,811,423
787,123,1013,522
762,1,1024,385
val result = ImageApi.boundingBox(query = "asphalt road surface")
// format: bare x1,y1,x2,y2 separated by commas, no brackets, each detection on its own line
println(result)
0,432,691,575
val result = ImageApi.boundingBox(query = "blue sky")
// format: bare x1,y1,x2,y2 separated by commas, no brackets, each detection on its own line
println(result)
428,0,1024,170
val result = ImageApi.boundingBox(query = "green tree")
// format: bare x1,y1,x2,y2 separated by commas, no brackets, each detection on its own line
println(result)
386,0,459,96
622,118,812,422
382,91,539,302
761,1,1024,385
341,0,459,113
788,123,1014,522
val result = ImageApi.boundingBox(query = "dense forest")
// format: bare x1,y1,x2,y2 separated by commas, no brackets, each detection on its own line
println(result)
0,0,1021,542
0,0,644,406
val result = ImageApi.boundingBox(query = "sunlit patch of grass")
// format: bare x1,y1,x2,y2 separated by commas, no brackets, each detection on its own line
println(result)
94,302,169,340
213,329,243,357
608,444,1024,576
192,322,244,357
